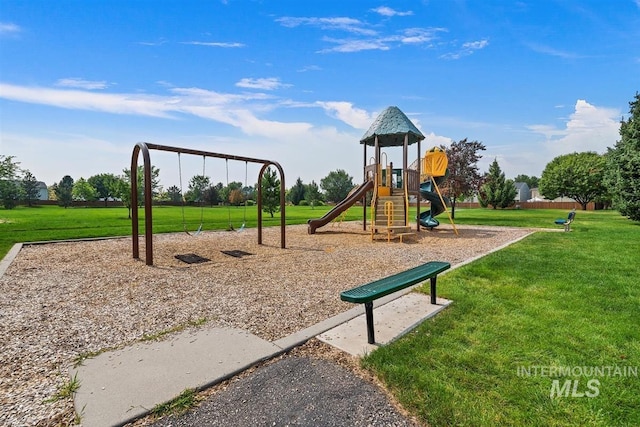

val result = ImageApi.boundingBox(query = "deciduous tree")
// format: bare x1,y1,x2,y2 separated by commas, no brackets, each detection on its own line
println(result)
88,173,118,206
320,169,353,203
73,178,98,201
539,152,606,210
187,175,210,203
440,139,486,218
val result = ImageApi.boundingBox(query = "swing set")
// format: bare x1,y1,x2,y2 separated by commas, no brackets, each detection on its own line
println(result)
176,154,250,235
131,142,286,266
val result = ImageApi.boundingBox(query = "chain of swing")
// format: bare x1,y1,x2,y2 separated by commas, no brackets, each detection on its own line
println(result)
177,152,248,236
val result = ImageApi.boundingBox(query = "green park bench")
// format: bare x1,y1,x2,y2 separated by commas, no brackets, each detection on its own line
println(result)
340,261,451,344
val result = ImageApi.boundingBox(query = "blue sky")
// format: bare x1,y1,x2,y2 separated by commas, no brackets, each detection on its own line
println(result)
1,0,639,191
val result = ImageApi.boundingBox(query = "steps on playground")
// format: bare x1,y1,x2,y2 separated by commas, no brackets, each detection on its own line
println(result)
372,193,415,242
375,195,405,227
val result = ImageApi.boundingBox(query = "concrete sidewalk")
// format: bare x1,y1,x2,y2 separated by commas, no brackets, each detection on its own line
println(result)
72,291,451,427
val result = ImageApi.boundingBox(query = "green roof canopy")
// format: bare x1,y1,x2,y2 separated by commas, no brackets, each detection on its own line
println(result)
360,106,425,147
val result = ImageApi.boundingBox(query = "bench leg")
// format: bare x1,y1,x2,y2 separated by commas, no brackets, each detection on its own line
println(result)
430,276,437,305
365,301,375,344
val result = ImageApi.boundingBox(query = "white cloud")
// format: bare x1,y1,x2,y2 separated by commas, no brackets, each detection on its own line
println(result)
441,39,489,60
318,37,390,53
529,99,621,157
235,77,289,90
422,132,453,147
315,102,374,129
0,83,176,117
276,17,377,36
181,41,245,48
297,65,322,72
526,43,581,59
0,22,21,35
371,7,413,17
55,78,109,90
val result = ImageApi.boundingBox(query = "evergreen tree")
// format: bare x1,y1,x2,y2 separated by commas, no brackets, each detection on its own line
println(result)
0,181,20,209
304,180,322,208
0,155,21,209
166,185,182,203
54,175,74,208
21,170,40,207
288,177,306,205
260,167,281,217
479,159,516,209
606,93,640,221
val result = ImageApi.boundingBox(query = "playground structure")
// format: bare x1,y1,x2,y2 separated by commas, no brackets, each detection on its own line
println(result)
130,142,286,266
308,106,457,240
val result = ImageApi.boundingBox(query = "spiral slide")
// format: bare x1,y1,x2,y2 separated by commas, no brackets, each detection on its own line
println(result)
307,180,374,234
418,177,449,229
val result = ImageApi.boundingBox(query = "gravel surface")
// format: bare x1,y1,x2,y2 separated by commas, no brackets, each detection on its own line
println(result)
0,222,533,426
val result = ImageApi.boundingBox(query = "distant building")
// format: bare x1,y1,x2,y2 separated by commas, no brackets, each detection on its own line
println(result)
36,181,48,200
513,182,531,202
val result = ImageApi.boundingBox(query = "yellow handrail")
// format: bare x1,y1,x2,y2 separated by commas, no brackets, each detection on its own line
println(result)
384,201,394,242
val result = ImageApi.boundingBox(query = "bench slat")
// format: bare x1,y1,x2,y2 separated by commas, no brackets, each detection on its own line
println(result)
340,261,450,303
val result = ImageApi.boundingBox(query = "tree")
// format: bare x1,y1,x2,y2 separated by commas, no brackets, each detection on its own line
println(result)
320,169,353,203
112,176,133,218
0,180,20,209
88,173,118,206
288,177,306,205
21,170,40,206
229,188,245,206
606,93,640,221
304,180,323,208
539,152,607,210
124,165,161,204
479,159,517,209
260,167,281,217
186,175,210,203
220,181,242,205
54,175,74,208
166,185,182,203
0,155,20,180
440,139,486,218
203,185,220,206
73,177,98,201
513,174,540,189
0,155,21,209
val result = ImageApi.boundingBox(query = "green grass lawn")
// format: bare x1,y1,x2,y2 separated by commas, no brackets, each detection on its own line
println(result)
2,205,638,425
363,209,640,426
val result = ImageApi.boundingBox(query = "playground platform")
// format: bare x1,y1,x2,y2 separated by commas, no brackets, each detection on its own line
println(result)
72,290,451,427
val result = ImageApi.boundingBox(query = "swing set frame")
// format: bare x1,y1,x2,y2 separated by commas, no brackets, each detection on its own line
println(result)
131,142,286,266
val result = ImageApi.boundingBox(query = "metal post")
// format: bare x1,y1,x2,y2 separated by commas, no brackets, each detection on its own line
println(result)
430,276,437,305
365,301,375,344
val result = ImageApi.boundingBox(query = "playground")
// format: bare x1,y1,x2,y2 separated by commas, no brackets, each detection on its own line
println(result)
1,221,531,425
3,106,638,426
